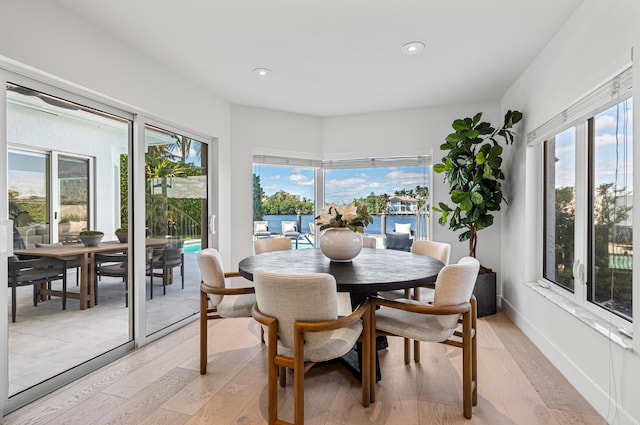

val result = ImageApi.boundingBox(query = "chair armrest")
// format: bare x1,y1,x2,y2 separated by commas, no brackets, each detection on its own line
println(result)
370,294,470,315
10,257,66,270
250,299,370,333
200,270,255,296
295,299,370,334
251,303,276,327
201,285,255,296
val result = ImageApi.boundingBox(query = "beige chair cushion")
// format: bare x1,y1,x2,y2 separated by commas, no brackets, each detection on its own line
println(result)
218,293,257,317
362,236,377,248
411,240,451,265
254,237,292,254
197,248,255,316
376,257,480,341
254,269,362,362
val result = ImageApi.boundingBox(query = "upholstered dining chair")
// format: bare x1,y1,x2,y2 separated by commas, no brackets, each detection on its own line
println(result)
251,269,372,425
378,239,453,362
362,236,377,249
198,248,257,375
254,236,292,254
407,239,452,362
370,256,480,419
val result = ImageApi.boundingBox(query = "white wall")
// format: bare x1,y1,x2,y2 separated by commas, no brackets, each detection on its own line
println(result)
229,101,506,271
501,1,640,424
229,105,323,265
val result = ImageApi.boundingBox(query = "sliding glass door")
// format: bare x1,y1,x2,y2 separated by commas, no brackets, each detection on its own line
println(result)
144,124,209,336
5,81,133,406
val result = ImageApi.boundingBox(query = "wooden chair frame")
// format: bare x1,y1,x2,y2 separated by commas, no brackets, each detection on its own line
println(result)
252,299,372,425
370,295,477,419
199,271,256,374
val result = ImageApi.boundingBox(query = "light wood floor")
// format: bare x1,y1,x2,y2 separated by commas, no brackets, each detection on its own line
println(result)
5,308,606,425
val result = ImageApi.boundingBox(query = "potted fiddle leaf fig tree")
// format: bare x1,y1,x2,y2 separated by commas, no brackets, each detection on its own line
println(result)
433,110,523,316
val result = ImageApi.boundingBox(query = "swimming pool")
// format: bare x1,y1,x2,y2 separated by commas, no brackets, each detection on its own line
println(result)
183,240,202,253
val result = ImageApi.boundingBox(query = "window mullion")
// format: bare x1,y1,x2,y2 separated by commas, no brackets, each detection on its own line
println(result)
574,122,588,304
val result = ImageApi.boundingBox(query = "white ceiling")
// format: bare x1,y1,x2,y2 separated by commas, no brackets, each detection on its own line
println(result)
55,0,584,117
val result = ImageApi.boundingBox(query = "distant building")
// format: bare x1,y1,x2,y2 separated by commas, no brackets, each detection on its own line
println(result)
388,196,418,214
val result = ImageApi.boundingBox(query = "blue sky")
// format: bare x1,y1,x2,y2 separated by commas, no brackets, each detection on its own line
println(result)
553,99,633,190
253,164,430,203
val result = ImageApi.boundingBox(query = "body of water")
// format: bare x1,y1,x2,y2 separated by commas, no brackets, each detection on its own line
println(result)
262,214,416,235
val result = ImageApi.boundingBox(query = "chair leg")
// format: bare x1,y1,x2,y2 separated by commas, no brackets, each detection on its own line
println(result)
200,291,208,374
94,271,99,306
11,285,17,323
163,267,167,296
361,303,371,407
62,271,67,310
462,310,473,419
150,268,154,299
413,287,421,363
278,367,286,387
404,338,410,364
266,324,279,425
369,304,376,403
293,345,305,425
471,297,478,406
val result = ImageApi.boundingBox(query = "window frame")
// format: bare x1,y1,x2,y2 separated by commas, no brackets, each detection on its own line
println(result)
538,93,634,329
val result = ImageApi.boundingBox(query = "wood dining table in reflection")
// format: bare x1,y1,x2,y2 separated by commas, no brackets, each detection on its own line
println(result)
15,239,167,310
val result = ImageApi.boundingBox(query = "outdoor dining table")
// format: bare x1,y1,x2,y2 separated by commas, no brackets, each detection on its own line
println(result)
14,239,168,310
238,247,444,379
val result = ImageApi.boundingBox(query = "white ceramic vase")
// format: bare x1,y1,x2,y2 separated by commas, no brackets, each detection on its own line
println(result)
319,227,363,262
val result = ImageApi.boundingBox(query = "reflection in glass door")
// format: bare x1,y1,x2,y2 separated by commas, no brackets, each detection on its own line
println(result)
8,150,51,249
57,155,90,243
145,125,208,336
6,83,132,402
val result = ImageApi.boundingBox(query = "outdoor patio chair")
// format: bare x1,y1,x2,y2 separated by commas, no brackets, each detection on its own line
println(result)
251,269,372,424
36,242,80,286
254,220,271,238
370,257,479,418
384,231,412,252
281,220,301,248
94,252,128,306
149,244,184,298
8,255,68,322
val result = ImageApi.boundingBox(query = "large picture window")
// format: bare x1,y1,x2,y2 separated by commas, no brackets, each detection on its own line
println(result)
252,155,431,250
540,69,633,322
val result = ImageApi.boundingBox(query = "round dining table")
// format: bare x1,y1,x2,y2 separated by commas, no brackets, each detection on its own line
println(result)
238,247,443,303
239,247,444,381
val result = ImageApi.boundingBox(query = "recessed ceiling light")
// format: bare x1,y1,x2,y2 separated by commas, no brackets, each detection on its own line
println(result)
400,41,425,55
253,68,272,77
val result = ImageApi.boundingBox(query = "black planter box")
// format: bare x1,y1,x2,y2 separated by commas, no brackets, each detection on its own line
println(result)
473,272,496,317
